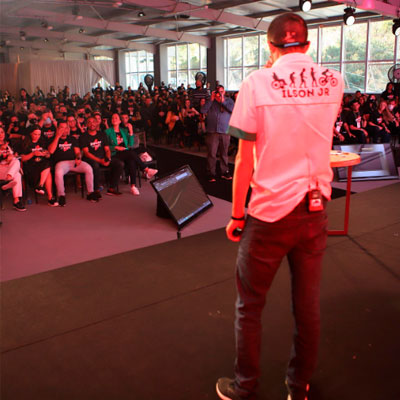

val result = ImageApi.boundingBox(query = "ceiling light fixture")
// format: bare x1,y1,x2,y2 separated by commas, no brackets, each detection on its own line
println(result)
44,38,49,42
343,7,355,26
19,31,26,41
299,0,312,13
138,11,145,17
113,1,123,7
79,28,85,33
393,19,400,36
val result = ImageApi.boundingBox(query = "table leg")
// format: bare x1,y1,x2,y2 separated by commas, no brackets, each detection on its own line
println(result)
328,165,353,236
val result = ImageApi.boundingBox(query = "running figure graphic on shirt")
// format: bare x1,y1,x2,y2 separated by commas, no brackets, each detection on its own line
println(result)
271,72,288,89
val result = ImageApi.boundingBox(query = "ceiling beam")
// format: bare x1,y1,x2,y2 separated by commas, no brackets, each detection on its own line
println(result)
122,0,271,31
0,26,155,53
12,7,211,47
4,39,115,58
332,0,399,18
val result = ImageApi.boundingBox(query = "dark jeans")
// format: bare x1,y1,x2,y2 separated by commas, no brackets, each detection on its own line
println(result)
84,157,123,190
233,198,328,398
206,132,230,176
113,150,138,186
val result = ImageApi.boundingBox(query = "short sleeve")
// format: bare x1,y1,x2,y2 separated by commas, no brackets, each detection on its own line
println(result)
228,77,257,141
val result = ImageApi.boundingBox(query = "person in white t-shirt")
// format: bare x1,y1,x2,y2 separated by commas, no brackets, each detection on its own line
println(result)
216,13,343,400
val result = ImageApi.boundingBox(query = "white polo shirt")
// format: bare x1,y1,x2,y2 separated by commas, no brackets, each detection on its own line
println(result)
229,52,344,223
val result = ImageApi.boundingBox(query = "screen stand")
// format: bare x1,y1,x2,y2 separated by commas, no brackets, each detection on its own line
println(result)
177,230,181,240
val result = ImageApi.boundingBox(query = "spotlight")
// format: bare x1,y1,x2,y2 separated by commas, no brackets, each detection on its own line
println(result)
113,1,123,7
343,7,355,26
79,28,85,34
393,19,400,36
20,31,26,41
299,0,312,13
44,38,49,42
138,11,145,17
20,47,24,50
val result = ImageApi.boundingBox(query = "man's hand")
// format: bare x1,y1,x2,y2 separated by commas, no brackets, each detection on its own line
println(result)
226,219,246,242
100,159,110,167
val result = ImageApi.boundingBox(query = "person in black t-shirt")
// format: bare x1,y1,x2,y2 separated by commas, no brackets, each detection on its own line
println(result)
21,125,58,206
67,114,83,141
344,100,369,143
368,99,391,143
81,116,122,198
48,121,96,206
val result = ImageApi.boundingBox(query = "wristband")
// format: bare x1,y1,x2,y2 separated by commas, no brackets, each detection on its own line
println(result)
231,216,245,221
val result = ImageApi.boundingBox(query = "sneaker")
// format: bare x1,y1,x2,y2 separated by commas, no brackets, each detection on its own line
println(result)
107,188,122,196
221,172,233,180
208,175,217,182
131,186,140,196
87,192,98,202
94,190,102,200
216,378,243,400
35,185,45,195
48,197,59,207
2,179,16,191
145,168,158,180
13,200,27,212
58,195,66,207
286,380,310,400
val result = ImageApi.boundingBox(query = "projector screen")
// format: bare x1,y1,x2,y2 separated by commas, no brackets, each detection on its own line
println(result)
151,165,213,229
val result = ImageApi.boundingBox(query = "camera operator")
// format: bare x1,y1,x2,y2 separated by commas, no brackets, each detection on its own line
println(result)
201,85,234,182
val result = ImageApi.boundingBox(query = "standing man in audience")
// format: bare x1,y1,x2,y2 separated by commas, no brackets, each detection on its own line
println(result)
201,85,234,182
216,13,343,400
190,78,210,110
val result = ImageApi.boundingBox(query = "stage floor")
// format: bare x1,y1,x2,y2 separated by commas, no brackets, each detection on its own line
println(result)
1,183,399,400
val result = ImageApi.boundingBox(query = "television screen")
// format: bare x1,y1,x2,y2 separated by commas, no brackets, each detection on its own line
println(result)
151,165,213,229
333,144,398,181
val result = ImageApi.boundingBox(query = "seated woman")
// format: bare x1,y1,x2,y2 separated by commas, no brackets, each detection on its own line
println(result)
368,99,391,143
180,99,200,147
105,113,157,196
0,127,26,211
20,125,58,206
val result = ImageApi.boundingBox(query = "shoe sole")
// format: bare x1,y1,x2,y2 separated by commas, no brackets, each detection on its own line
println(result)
221,176,232,180
14,207,27,212
36,190,45,195
216,383,235,400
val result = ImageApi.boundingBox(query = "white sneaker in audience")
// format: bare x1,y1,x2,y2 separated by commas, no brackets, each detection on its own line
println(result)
131,186,140,196
145,168,158,180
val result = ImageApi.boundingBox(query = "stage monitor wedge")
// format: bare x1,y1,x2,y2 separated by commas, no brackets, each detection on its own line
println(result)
333,143,399,181
151,165,213,230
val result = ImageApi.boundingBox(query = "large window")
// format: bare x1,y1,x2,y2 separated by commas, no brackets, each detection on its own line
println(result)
167,43,207,88
125,50,154,90
224,33,270,90
223,19,397,93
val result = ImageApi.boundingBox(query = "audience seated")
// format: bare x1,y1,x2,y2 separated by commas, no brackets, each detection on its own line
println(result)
1,79,398,211
48,121,97,206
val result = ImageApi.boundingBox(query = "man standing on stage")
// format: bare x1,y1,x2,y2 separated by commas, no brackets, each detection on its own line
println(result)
216,13,343,400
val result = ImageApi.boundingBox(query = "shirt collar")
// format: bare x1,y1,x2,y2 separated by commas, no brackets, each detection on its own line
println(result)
272,52,313,68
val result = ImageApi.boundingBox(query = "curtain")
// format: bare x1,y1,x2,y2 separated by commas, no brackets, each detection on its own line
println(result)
0,60,116,97
0,63,19,96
